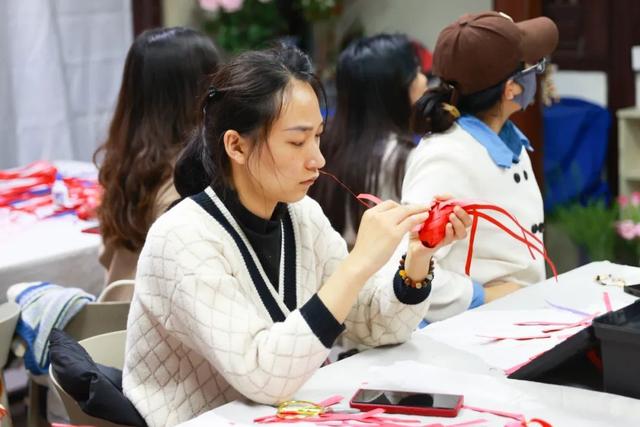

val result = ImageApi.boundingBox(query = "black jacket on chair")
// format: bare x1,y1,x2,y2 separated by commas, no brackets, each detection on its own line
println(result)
48,329,146,427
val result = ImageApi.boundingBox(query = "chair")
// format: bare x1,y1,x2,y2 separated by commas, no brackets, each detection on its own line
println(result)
98,280,135,303
0,302,20,427
25,301,131,427
49,330,129,427
63,301,130,339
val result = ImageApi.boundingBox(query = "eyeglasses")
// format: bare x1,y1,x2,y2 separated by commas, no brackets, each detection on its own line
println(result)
516,58,547,77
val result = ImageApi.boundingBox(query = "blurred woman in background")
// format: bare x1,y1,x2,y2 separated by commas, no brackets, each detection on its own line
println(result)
94,27,220,286
310,33,427,246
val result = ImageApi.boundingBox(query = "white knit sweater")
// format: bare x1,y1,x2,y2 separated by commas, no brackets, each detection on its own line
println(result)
123,187,431,427
381,123,545,322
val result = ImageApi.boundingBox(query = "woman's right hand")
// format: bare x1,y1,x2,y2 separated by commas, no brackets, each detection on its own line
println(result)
318,201,429,323
349,200,430,277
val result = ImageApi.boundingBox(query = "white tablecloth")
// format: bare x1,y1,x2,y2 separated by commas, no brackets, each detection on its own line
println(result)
207,261,640,426
0,161,103,300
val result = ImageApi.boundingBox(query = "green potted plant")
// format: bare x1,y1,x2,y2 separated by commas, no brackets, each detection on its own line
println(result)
199,0,288,54
550,199,619,263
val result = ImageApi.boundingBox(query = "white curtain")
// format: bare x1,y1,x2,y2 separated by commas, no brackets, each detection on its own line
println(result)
0,0,133,168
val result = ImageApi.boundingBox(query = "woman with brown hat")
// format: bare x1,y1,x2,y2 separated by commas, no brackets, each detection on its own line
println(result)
404,11,559,321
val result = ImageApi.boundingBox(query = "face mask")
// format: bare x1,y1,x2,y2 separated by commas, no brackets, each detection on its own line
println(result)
512,70,537,110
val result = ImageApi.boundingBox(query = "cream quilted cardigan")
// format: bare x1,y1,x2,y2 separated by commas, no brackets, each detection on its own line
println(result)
123,187,431,427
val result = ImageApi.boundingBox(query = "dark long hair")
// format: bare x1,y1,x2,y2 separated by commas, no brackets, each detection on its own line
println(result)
411,64,524,135
309,33,419,235
94,27,220,252
174,44,326,198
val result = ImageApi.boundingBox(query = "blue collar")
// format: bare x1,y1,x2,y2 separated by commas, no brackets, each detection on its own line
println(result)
457,114,533,168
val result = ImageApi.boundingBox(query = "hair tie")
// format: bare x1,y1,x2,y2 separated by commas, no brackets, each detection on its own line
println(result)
207,85,220,100
443,81,460,107
442,103,461,119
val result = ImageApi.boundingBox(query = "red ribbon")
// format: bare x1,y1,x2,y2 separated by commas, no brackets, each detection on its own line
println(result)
317,172,557,280
357,196,558,281
0,161,101,220
0,160,57,180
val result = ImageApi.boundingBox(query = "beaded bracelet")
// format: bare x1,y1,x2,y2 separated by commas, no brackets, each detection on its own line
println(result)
398,254,434,289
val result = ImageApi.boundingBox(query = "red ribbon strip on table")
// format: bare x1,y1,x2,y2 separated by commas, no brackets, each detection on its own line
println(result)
602,291,612,312
0,161,101,220
503,291,614,373
0,160,58,180
462,405,553,427
255,406,422,425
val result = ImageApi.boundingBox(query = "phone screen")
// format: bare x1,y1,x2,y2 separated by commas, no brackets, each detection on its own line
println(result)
350,389,461,409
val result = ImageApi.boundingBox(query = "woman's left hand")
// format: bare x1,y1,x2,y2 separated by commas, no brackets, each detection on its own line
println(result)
404,196,472,281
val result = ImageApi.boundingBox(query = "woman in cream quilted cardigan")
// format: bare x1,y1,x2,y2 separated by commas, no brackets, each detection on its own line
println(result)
123,45,471,427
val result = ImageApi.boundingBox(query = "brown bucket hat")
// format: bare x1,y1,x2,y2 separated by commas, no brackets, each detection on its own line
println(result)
432,11,559,96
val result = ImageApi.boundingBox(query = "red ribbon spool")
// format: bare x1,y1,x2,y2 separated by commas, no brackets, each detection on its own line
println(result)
418,201,458,248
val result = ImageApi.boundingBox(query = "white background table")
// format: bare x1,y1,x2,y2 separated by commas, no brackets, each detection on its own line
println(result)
0,161,103,300
207,261,640,426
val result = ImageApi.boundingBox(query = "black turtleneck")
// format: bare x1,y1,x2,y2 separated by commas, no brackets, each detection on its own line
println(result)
215,186,287,289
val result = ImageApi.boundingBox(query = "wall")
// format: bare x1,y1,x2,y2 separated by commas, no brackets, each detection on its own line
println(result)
164,0,493,46
552,65,640,108
162,1,615,107
336,0,491,51
0,0,132,167
554,70,608,107
163,0,199,28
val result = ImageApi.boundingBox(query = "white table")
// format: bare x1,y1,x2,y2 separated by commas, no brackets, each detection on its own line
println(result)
208,262,640,426
0,161,103,300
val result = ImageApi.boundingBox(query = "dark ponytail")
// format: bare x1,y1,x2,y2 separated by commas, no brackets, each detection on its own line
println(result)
174,44,325,198
411,65,521,135
410,84,457,134
173,127,213,199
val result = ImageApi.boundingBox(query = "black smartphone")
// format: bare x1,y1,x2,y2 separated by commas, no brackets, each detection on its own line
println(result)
349,388,464,417
624,283,640,297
